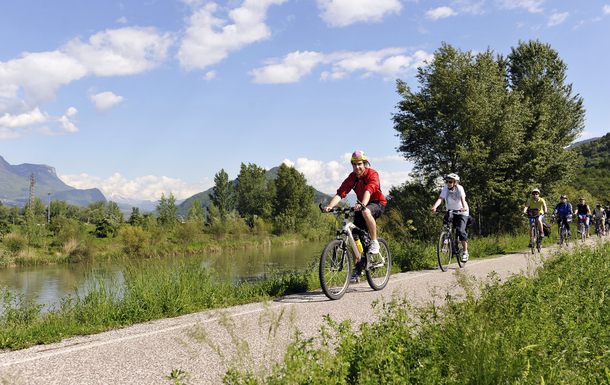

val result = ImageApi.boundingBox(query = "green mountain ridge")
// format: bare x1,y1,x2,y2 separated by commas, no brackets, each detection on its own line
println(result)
176,166,333,218
0,155,106,207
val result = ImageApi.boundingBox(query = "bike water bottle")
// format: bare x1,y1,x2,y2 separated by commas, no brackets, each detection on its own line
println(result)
355,239,364,253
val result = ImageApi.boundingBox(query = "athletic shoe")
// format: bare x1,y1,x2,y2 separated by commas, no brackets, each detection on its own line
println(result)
350,265,362,284
369,240,380,254
461,251,469,262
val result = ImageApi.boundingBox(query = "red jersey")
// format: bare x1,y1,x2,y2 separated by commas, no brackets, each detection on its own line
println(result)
336,168,386,206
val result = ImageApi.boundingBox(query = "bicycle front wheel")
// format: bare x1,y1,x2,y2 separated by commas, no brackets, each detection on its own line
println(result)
366,238,391,291
559,226,566,247
581,223,586,242
438,230,452,272
319,239,351,300
530,225,537,254
605,222,609,236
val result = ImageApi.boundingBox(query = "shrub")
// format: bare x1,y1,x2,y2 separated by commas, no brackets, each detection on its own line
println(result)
175,221,200,244
120,226,149,257
2,233,27,255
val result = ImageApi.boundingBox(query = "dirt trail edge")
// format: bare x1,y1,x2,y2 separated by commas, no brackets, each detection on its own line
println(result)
0,238,603,384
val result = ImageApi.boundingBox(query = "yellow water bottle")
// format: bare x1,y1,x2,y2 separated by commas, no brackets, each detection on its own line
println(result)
355,239,364,253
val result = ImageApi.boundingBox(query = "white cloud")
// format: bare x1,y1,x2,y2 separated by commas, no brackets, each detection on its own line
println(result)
250,48,433,84
0,107,79,139
497,0,544,13
249,51,324,84
604,5,610,14
453,0,486,15
547,12,568,26
426,6,458,20
88,91,125,112
63,27,173,77
117,17,127,23
203,70,217,80
0,26,172,140
59,172,212,201
317,0,402,27
176,0,288,70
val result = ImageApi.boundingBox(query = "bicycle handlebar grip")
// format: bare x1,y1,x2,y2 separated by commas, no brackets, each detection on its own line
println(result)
319,203,325,213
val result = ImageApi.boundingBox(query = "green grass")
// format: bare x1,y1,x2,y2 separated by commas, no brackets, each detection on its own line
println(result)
224,242,610,384
0,261,319,350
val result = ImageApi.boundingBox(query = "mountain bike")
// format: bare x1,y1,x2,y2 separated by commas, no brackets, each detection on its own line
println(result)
524,208,543,254
594,218,604,237
436,210,467,272
318,204,391,300
577,215,588,242
553,215,571,247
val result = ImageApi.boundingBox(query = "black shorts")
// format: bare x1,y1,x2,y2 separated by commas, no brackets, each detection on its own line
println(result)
354,201,385,232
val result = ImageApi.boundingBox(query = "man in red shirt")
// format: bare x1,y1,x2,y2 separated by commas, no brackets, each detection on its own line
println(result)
323,151,386,282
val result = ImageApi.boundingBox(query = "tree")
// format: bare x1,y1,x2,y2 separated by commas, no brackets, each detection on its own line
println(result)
50,200,69,219
208,169,234,221
86,201,107,224
156,192,178,229
129,207,144,227
188,198,206,222
235,163,271,227
392,41,585,234
107,201,125,223
507,39,585,195
273,163,314,232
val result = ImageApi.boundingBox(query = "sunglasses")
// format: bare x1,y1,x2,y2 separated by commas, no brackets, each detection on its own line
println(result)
446,180,455,184
532,193,539,195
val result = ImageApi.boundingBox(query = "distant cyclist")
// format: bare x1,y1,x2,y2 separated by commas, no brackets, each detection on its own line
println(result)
522,189,547,240
431,173,470,262
323,151,386,283
552,194,573,238
593,203,606,235
575,197,591,238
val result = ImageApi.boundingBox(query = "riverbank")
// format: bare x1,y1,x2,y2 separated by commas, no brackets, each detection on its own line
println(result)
0,232,316,269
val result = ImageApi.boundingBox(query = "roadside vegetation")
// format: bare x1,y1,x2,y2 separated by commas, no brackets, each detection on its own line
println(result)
223,241,610,384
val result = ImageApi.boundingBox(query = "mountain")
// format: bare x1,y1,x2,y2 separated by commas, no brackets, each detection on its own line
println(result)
0,155,106,207
176,166,333,218
567,133,610,203
566,137,601,150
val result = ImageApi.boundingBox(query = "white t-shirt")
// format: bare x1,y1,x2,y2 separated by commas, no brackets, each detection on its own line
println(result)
439,184,469,215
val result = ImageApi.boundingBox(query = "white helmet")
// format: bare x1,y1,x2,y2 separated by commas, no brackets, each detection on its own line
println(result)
446,173,460,181
531,188,540,194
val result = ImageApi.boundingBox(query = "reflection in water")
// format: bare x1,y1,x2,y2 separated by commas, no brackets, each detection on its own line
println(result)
0,241,325,309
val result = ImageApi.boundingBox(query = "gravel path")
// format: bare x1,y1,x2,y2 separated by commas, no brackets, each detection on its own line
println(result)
0,237,602,384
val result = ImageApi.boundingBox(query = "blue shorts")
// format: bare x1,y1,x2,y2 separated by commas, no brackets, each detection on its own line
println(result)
529,214,545,225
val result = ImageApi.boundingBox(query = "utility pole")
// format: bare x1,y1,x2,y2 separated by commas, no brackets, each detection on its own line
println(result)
29,173,35,214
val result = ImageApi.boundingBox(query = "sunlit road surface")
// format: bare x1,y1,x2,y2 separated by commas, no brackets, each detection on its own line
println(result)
0,237,603,384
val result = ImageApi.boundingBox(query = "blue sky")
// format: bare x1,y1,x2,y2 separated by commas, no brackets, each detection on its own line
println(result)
1,0,609,204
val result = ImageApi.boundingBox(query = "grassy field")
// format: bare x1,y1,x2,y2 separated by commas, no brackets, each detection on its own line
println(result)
224,241,610,384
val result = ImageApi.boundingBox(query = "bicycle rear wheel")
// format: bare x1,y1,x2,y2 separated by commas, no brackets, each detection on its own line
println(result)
365,238,391,291
437,230,452,272
319,239,351,300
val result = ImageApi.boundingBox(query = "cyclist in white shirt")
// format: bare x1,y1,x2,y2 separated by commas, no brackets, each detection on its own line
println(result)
431,173,470,262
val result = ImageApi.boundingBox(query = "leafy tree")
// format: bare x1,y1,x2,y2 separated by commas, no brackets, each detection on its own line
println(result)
22,197,47,218
50,200,69,219
393,41,585,234
129,207,144,227
107,201,125,223
187,198,206,222
0,219,11,238
235,163,272,227
156,192,178,229
86,201,107,224
208,169,234,221
95,217,118,238
9,206,21,225
506,39,585,194
273,163,314,232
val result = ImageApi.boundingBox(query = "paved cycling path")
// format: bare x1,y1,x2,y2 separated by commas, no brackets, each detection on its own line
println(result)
0,237,603,384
